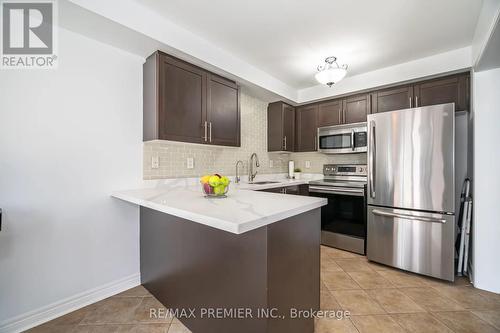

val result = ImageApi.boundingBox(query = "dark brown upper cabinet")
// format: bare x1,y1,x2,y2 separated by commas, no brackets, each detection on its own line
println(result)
318,99,343,127
343,93,371,124
414,74,469,111
371,85,413,113
267,102,295,152
296,104,318,152
207,74,240,147
143,51,240,147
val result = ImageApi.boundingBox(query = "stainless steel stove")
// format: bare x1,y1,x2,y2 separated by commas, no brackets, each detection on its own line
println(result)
309,164,367,254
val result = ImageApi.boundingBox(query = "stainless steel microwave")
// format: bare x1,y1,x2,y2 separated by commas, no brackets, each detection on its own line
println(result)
317,122,368,154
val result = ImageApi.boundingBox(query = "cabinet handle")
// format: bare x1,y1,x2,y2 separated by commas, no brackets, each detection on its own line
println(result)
415,96,419,107
409,97,412,108
203,121,208,141
209,122,212,142
283,136,287,151
338,110,341,124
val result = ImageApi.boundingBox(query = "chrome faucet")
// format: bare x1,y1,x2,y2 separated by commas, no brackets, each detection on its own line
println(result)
235,160,243,183
248,153,260,182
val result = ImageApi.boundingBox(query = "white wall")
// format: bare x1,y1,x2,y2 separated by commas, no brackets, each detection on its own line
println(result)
471,0,500,66
0,27,143,330
472,68,500,293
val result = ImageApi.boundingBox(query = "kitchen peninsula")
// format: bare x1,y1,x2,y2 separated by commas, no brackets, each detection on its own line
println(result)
112,185,327,333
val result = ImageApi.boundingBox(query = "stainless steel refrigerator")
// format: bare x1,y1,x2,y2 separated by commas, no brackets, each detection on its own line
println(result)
367,103,456,281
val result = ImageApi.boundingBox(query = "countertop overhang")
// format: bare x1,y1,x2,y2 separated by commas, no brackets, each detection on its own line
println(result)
112,176,326,234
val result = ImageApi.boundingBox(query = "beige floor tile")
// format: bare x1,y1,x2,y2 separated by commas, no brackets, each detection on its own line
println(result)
477,289,500,307
472,310,500,330
432,285,500,310
115,285,151,298
332,290,385,315
133,296,173,324
400,287,464,311
320,279,329,292
314,317,358,333
366,289,424,314
433,311,499,333
335,258,374,272
321,246,359,259
376,270,428,288
321,256,343,272
391,313,454,333
322,271,360,291
351,314,405,333
125,324,170,333
167,322,191,333
366,260,397,272
74,324,169,333
25,323,77,333
321,291,342,310
422,275,472,288
72,325,121,333
81,297,143,324
347,271,394,289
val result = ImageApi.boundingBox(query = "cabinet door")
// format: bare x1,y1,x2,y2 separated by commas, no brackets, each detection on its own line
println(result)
207,74,240,146
343,94,371,124
267,102,284,151
260,187,284,194
296,105,318,152
414,74,469,111
283,104,295,152
318,99,343,127
159,54,207,143
371,86,413,113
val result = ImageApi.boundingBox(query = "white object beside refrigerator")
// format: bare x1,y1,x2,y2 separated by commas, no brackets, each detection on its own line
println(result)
366,103,459,281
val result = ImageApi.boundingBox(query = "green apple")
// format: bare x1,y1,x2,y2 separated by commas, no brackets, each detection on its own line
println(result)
220,176,230,186
214,185,226,195
209,175,221,187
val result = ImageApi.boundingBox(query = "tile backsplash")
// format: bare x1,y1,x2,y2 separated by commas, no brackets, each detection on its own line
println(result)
143,93,366,179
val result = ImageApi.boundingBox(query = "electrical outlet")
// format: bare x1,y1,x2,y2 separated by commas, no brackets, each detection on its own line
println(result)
269,160,274,168
151,155,159,169
305,161,311,169
187,157,194,169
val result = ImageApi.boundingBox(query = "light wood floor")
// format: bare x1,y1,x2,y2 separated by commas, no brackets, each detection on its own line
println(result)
27,246,500,332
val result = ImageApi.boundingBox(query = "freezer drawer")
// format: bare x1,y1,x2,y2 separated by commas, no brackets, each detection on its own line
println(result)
367,206,455,281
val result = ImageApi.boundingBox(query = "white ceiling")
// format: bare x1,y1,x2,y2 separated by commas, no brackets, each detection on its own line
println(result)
137,0,482,89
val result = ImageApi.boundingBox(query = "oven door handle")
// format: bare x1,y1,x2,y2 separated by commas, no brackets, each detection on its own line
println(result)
309,186,365,197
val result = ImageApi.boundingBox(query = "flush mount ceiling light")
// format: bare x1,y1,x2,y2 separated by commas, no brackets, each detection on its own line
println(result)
315,56,348,87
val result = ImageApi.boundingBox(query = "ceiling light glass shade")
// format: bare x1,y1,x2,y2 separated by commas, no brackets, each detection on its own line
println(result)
315,56,348,87
315,67,347,86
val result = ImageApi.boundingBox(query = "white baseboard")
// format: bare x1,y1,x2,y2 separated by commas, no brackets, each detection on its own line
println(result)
0,273,141,333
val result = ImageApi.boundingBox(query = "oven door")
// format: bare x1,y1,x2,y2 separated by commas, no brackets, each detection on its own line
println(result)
309,185,367,254
318,124,367,154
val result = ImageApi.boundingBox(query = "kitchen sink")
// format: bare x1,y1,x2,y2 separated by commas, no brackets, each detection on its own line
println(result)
250,181,281,185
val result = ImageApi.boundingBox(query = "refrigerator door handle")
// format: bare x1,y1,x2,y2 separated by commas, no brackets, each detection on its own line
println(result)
369,120,376,198
351,129,355,151
372,209,446,223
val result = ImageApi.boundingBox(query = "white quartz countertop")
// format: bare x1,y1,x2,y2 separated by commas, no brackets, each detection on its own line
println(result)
112,175,326,234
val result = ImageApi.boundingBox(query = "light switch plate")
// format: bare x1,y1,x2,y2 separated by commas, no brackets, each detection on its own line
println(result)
305,161,311,169
187,157,194,169
151,155,159,169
